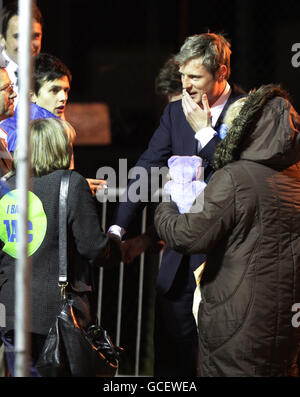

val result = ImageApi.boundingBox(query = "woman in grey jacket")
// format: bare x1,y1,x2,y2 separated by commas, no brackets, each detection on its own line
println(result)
0,118,118,370
155,85,300,377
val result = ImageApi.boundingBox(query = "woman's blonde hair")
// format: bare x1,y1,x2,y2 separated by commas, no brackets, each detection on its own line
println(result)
14,118,76,176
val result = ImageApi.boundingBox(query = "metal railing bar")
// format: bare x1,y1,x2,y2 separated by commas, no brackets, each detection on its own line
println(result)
97,267,104,323
134,207,147,376
101,199,107,231
96,200,107,323
14,0,33,377
115,260,124,376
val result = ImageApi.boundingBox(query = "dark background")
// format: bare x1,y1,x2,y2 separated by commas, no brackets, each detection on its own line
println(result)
35,0,300,376
32,0,300,179
3,0,300,375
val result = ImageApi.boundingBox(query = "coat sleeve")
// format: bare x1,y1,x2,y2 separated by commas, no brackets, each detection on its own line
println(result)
67,172,109,262
154,168,236,255
198,135,221,167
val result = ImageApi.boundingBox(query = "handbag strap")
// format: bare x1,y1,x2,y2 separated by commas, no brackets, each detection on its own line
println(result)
58,170,71,297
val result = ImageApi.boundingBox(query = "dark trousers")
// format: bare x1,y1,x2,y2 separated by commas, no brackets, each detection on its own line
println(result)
154,256,198,377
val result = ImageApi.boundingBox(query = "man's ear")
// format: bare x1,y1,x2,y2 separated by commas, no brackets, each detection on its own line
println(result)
216,65,227,82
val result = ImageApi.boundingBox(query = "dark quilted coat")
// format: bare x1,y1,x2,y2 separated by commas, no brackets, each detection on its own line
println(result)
155,89,300,376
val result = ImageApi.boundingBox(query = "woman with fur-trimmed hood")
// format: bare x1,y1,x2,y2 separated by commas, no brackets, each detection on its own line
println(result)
154,85,300,377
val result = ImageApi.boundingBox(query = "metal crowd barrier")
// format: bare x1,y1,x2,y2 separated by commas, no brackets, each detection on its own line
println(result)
96,188,165,376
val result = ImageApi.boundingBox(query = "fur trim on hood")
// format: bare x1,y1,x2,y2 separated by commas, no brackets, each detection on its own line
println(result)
214,85,300,169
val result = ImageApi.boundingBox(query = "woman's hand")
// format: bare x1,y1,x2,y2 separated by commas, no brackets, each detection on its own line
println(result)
86,178,108,196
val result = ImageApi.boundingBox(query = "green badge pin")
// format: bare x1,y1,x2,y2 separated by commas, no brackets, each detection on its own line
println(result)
0,190,47,258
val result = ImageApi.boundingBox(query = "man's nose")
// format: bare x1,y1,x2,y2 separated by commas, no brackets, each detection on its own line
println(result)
58,91,67,102
31,41,40,52
182,76,192,89
9,88,17,99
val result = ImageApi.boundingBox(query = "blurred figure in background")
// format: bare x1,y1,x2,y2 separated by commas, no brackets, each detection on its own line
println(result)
155,55,182,103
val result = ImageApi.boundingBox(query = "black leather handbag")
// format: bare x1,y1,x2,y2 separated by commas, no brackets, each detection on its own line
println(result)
36,171,122,377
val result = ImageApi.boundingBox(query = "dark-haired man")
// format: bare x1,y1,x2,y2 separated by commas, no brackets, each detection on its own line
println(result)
31,53,71,121
155,55,182,104
1,53,71,153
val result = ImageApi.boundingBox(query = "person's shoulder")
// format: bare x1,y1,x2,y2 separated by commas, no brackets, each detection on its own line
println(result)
34,169,64,183
168,98,182,110
69,170,90,190
161,98,183,120
30,103,58,120
0,113,17,131
69,170,87,182
37,170,88,193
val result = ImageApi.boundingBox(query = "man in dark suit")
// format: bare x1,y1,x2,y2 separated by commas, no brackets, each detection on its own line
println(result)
108,33,245,376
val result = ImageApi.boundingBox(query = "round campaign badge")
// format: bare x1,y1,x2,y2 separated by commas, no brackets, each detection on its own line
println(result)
0,189,47,258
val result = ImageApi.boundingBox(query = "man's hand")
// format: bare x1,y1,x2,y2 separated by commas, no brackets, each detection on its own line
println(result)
86,178,107,196
182,90,212,132
121,234,152,264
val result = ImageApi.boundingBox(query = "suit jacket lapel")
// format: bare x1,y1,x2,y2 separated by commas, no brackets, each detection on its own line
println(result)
182,125,198,155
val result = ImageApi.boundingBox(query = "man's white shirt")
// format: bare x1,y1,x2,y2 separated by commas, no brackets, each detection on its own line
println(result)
195,82,231,150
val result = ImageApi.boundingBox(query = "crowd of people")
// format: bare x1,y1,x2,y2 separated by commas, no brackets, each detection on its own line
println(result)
0,1,300,378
